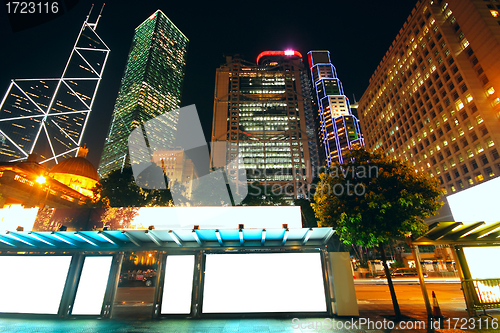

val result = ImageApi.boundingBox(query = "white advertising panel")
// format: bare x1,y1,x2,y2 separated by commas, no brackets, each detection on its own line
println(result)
161,255,195,314
202,253,327,313
127,206,302,230
72,256,113,315
0,206,39,232
463,247,500,279
447,177,500,223
0,256,72,314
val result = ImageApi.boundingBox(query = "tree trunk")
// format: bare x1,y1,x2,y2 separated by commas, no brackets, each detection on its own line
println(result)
379,245,401,320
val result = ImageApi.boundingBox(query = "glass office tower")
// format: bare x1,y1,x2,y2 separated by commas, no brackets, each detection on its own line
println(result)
0,9,109,165
98,10,188,177
308,51,364,166
211,50,319,198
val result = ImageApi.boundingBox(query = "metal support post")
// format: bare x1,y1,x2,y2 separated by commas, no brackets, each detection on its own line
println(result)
58,253,85,317
152,251,167,318
102,252,124,319
411,243,433,318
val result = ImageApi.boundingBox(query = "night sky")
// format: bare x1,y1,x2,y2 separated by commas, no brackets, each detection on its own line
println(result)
0,0,418,168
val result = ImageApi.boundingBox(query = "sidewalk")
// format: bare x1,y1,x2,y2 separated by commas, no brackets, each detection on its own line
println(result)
1,304,499,333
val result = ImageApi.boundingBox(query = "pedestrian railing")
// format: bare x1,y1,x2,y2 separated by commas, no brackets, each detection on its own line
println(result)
462,278,500,316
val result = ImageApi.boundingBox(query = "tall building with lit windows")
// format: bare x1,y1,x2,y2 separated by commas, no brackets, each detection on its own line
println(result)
308,51,364,166
0,8,109,166
98,10,188,177
358,0,500,203
210,51,319,198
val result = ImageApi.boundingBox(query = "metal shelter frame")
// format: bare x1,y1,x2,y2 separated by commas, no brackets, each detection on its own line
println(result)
0,227,345,319
413,220,500,317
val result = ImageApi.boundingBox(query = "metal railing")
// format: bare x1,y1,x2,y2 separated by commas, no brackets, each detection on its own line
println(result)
462,278,500,316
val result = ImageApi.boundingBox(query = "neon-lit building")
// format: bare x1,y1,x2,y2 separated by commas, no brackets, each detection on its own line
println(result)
0,8,109,166
98,10,188,177
308,51,364,166
210,50,319,198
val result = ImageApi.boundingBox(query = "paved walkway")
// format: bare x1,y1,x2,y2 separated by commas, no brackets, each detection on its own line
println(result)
1,303,499,333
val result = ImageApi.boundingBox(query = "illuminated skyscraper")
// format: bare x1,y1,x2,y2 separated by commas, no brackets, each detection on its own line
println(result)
98,10,188,177
358,0,500,197
211,51,319,198
308,51,364,166
0,6,109,165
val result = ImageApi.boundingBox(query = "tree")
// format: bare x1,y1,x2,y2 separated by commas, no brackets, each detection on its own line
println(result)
92,165,175,207
312,147,444,319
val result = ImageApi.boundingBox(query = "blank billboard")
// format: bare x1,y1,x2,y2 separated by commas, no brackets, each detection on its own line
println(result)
161,255,195,314
0,256,72,314
72,256,113,315
202,253,327,313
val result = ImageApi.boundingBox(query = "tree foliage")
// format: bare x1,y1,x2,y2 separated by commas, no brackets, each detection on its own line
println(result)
313,147,444,247
312,147,444,318
92,166,175,207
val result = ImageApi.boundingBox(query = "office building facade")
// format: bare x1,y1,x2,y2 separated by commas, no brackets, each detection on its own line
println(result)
358,0,500,195
98,10,188,177
0,9,109,166
308,51,364,166
210,51,318,198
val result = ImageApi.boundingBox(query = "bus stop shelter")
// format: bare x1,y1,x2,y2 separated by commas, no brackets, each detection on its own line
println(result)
413,220,500,317
0,226,359,319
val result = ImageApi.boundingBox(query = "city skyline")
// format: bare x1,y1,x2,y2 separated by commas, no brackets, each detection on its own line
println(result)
0,0,418,168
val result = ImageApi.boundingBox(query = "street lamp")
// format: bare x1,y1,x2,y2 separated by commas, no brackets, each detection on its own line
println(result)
36,175,50,208
36,175,46,185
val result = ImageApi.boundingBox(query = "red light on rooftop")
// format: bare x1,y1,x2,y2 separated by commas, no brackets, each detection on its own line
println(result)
256,50,303,64
149,12,157,20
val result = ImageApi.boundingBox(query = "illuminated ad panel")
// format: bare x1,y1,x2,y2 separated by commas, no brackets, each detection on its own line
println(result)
127,206,302,230
447,177,500,222
463,247,500,279
72,256,113,315
0,206,39,231
161,255,195,314
202,253,326,313
463,247,500,304
0,256,72,314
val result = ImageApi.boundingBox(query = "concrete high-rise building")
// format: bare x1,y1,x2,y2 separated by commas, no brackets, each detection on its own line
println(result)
0,7,109,166
358,0,500,198
210,51,319,198
308,51,364,166
98,10,188,177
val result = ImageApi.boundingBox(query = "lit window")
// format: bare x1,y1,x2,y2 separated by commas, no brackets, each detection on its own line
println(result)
487,87,495,95
467,149,474,158
486,137,494,147
476,143,484,153
491,10,499,17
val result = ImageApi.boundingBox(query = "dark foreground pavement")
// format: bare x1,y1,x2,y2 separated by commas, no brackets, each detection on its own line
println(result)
1,302,499,333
